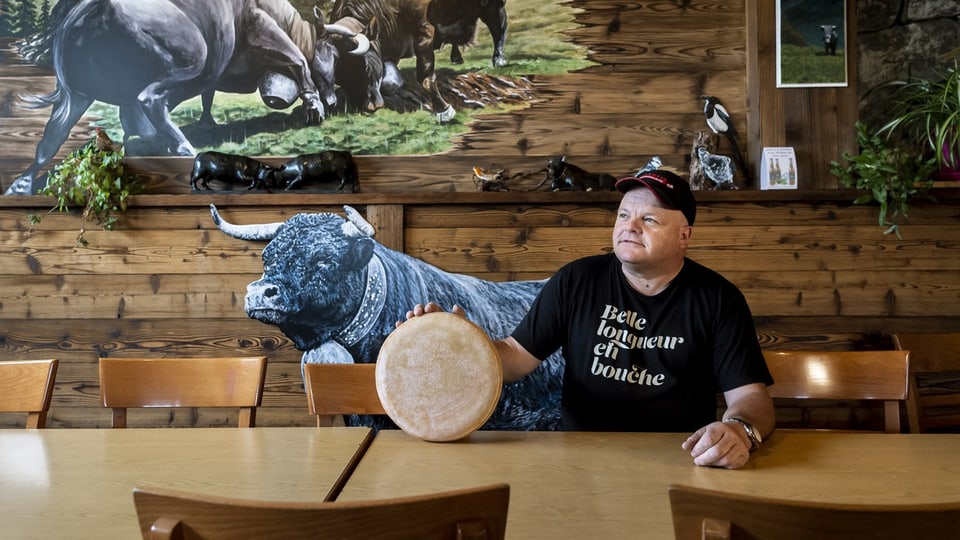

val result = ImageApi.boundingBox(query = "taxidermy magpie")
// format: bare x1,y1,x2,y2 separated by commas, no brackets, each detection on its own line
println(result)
700,95,749,180
696,146,735,189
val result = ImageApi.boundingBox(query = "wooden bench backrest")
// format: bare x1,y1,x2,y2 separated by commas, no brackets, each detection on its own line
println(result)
893,333,960,433
0,359,59,428
669,483,960,540
303,363,385,427
764,350,910,433
98,357,267,428
133,483,509,540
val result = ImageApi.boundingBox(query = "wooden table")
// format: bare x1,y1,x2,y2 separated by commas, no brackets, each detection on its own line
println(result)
0,427,372,539
337,430,960,539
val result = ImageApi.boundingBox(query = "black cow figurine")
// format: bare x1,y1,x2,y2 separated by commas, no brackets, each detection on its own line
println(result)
274,151,359,192
546,155,616,191
190,151,276,191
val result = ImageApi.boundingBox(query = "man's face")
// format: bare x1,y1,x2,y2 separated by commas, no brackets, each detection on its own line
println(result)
612,188,691,271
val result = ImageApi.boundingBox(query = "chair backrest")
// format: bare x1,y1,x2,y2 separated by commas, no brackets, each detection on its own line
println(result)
668,483,960,540
303,363,385,427
0,359,59,428
98,357,267,428
763,350,910,433
892,332,960,433
133,483,510,540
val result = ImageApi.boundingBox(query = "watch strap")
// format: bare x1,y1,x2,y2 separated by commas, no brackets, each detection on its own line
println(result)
723,417,762,451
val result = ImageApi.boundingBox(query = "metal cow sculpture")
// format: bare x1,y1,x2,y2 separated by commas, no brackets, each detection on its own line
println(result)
211,204,562,431
190,151,276,191
5,0,369,196
274,151,359,191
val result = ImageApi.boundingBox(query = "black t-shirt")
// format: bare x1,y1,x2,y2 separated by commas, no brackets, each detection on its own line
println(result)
511,254,773,432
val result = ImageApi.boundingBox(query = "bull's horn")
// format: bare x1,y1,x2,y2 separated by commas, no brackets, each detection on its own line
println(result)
346,34,370,56
210,204,283,241
323,23,358,37
326,16,364,34
323,25,371,56
343,205,375,237
323,16,371,56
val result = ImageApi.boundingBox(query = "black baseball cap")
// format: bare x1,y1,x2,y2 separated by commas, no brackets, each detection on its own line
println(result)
615,170,697,226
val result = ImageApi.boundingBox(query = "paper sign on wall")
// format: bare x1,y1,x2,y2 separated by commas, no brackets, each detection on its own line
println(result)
760,147,798,190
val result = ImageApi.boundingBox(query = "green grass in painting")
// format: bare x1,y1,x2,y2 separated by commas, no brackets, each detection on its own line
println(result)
85,0,594,156
779,44,846,85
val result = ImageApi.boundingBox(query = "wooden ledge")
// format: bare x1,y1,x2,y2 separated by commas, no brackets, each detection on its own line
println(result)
2,187,958,208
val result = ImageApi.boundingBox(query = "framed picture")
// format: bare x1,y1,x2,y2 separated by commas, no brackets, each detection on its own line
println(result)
776,0,848,88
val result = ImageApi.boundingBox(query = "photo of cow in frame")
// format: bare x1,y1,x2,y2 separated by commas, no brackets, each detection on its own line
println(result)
775,0,848,88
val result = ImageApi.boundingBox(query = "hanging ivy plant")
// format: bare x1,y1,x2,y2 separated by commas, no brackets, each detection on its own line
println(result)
29,130,143,246
830,121,938,239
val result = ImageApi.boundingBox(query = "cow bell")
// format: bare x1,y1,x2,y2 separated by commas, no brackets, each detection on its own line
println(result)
259,72,298,110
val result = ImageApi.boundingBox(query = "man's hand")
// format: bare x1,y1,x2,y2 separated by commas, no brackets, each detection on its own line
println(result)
681,420,753,469
396,302,466,328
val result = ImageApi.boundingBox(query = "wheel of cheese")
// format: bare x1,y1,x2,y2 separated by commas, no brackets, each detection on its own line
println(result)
376,312,502,442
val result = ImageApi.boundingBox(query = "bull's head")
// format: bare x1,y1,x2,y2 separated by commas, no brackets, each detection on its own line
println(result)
310,8,373,115
318,13,384,114
317,8,371,56
211,204,377,350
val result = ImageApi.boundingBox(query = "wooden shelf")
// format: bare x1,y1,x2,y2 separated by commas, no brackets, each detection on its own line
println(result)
3,187,958,208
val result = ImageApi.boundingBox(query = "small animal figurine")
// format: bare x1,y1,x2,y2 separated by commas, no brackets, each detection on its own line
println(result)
274,151,359,192
190,151,275,191
545,155,616,191
473,166,510,191
696,146,736,190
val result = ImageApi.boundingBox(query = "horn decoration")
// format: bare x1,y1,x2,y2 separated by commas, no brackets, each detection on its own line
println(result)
343,205,375,237
209,204,283,241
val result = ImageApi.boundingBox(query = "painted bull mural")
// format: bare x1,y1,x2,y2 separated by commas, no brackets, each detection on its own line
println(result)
5,0,369,196
327,0,509,122
429,0,508,68
211,204,562,431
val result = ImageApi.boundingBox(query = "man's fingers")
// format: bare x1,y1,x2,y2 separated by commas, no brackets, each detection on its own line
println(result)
397,303,467,327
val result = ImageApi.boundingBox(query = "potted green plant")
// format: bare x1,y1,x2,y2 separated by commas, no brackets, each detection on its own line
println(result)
877,61,960,181
830,121,938,238
29,129,143,246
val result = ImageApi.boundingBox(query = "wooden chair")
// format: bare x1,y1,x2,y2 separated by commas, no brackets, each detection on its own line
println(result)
893,332,960,433
669,483,960,540
0,359,58,428
763,350,910,433
303,362,385,427
98,356,267,428
133,483,510,540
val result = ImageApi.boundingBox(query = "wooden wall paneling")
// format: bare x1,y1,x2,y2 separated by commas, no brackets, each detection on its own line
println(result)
4,195,960,429
745,0,762,183
365,205,405,252
753,0,859,189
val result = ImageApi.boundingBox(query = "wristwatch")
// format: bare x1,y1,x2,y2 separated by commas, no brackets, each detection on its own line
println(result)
723,417,762,452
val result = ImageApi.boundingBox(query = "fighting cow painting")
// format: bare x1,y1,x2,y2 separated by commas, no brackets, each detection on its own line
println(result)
210,204,563,431
1,0,592,195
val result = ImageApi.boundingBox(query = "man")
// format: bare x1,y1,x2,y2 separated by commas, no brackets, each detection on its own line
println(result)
402,170,774,469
